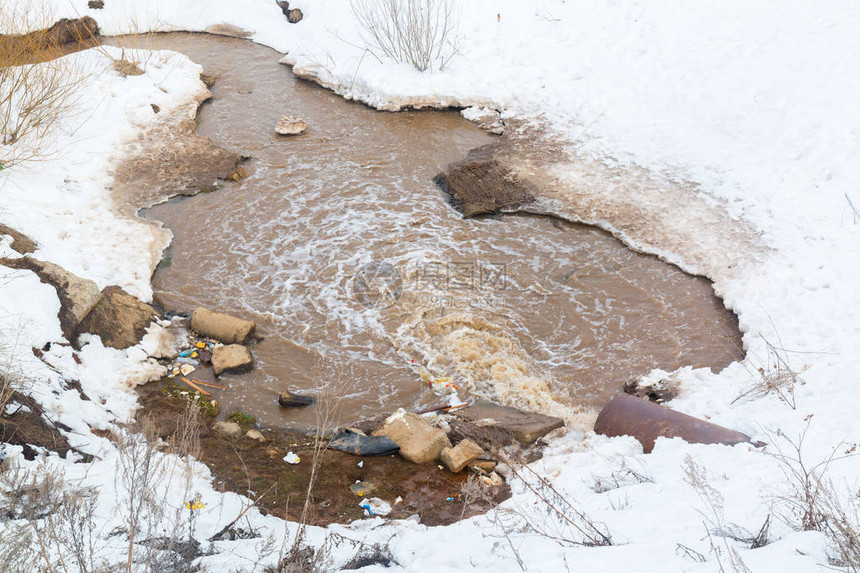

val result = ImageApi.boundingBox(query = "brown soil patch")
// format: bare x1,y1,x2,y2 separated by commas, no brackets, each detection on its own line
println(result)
137,379,510,527
0,391,73,461
0,17,100,66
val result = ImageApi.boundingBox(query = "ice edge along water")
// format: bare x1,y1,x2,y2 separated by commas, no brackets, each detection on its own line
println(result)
2,1,860,572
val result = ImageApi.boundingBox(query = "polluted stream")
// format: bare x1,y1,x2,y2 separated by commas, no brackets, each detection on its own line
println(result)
122,34,743,431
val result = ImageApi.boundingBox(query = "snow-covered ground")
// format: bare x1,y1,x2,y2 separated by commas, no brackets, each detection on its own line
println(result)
2,0,860,571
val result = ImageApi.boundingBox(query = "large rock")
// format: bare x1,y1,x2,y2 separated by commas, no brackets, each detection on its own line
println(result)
433,144,535,218
275,116,307,135
213,421,241,436
452,400,564,445
211,344,253,376
75,286,159,349
440,438,485,473
191,307,255,344
372,411,451,464
0,256,101,341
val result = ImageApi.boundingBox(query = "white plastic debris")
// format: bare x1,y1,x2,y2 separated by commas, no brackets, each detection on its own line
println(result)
283,452,301,464
359,497,391,517
357,461,364,468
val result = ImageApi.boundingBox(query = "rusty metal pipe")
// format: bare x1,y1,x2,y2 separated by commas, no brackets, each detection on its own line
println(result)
594,392,752,453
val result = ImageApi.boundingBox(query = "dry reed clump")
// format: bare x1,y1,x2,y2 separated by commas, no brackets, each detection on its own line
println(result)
766,421,860,570
0,1,95,171
350,0,460,72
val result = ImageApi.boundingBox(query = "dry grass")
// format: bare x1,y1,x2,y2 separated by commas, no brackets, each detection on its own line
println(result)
272,362,357,573
351,0,459,72
732,334,804,410
0,1,93,170
683,456,755,573
767,420,860,569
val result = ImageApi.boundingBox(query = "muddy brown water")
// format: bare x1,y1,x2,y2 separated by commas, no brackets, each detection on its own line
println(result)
119,33,743,430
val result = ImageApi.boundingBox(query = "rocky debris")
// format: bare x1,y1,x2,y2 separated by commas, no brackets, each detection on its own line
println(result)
276,2,304,22
433,143,535,218
246,429,266,442
623,376,680,404
76,286,160,349
0,224,37,254
227,165,248,181
199,73,217,88
0,257,101,341
440,438,485,473
278,390,314,408
480,472,504,488
211,344,253,376
328,428,399,456
452,400,564,445
88,0,104,9
372,411,451,464
213,421,242,436
191,307,256,344
469,456,498,474
275,115,307,135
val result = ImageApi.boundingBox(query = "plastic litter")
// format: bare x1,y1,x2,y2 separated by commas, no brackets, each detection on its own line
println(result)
359,497,391,517
283,452,300,464
185,494,206,510
328,428,399,456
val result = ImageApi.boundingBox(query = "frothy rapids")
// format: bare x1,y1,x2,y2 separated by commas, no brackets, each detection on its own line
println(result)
126,34,742,430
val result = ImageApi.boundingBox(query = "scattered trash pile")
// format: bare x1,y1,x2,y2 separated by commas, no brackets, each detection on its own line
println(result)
327,401,566,517
166,335,227,396
159,307,258,412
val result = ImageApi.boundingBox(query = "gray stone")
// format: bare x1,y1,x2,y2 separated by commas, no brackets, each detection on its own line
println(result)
212,344,253,376
470,457,498,474
245,429,266,442
372,411,451,464
452,400,564,445
213,421,241,436
191,307,255,344
440,438,484,473
275,116,307,135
